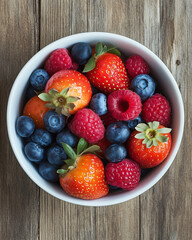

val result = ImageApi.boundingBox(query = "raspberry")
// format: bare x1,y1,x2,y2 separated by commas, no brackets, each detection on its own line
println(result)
95,137,111,158
68,109,105,143
141,93,171,127
100,112,117,128
105,159,141,190
125,55,150,78
44,48,72,76
70,61,79,70
108,90,142,121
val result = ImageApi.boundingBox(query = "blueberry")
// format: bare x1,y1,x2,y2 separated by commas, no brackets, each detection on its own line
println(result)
29,69,50,91
47,144,67,166
24,142,44,163
43,110,66,133
106,122,130,143
90,93,108,116
104,144,127,163
31,129,52,147
16,116,35,138
39,162,59,182
25,85,36,102
130,74,156,101
56,128,78,147
126,115,144,130
71,42,92,65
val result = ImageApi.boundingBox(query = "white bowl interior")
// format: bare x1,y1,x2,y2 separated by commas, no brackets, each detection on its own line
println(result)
7,32,184,206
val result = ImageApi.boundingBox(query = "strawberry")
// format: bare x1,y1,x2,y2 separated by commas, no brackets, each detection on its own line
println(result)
127,121,172,168
38,70,92,116
58,138,109,200
84,42,130,94
23,96,50,128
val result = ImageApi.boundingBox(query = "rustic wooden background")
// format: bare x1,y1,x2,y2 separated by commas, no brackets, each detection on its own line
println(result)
0,0,191,239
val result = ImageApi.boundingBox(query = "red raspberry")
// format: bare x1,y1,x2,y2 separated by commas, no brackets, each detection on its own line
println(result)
70,61,79,70
125,55,150,78
100,112,117,128
108,90,142,121
105,159,141,190
44,48,72,76
68,109,105,143
142,93,171,127
95,137,111,158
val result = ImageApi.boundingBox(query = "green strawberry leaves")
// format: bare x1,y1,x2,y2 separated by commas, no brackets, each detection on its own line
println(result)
57,138,101,177
77,138,88,155
83,42,121,73
95,42,103,55
107,47,121,56
80,145,101,156
38,88,80,117
62,142,77,160
38,93,52,102
135,121,172,148
83,56,96,73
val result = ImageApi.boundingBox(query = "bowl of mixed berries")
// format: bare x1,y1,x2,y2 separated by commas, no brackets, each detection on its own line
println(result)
7,32,184,206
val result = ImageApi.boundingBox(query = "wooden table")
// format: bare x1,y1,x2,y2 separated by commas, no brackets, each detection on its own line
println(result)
0,0,191,239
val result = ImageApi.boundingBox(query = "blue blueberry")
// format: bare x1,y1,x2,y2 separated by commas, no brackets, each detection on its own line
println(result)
24,142,44,163
71,42,92,65
47,144,67,166
126,115,144,130
29,69,50,91
43,110,66,133
130,74,156,101
16,116,35,138
106,122,130,143
90,93,108,116
39,162,59,182
56,128,78,147
104,144,127,163
25,85,36,102
31,129,52,147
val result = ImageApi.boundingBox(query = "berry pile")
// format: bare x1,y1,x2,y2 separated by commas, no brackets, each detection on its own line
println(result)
16,42,172,200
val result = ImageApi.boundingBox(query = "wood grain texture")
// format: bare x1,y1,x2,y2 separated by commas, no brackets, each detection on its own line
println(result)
0,0,192,239
140,1,192,240
0,0,40,240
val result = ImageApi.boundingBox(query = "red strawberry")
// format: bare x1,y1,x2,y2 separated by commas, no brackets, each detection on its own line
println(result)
23,96,50,128
44,48,72,76
58,139,109,200
84,43,130,93
68,109,105,144
142,93,171,127
38,70,92,116
108,89,142,121
127,121,172,168
105,159,141,190
125,55,150,78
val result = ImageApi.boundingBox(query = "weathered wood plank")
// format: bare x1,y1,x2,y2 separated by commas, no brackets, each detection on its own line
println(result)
0,0,40,239
39,1,97,240
140,0,192,240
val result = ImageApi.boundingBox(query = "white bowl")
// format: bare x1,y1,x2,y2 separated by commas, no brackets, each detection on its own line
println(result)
7,32,184,206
